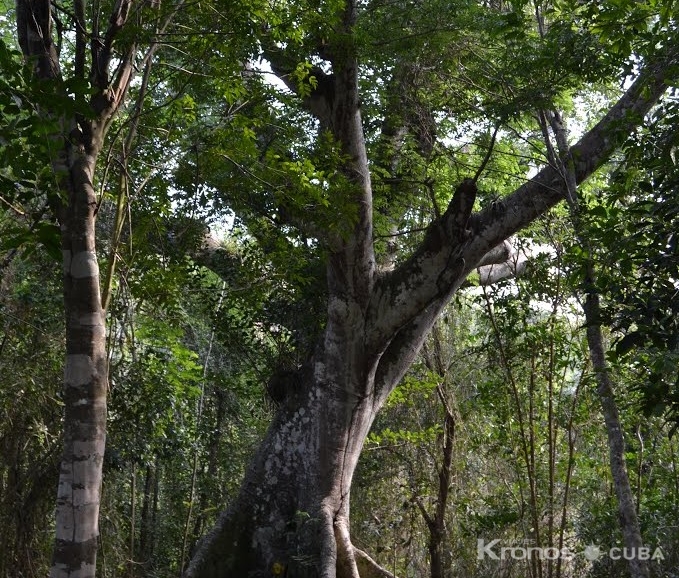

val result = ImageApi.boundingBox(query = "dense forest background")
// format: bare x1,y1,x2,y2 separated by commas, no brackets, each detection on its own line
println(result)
1,0,679,576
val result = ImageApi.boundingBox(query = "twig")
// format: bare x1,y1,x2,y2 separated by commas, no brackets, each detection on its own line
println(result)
472,122,501,182
0,194,26,215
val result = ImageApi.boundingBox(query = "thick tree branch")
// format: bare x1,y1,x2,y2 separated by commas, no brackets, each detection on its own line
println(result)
477,260,528,285
264,6,375,305
367,42,677,357
99,46,136,122
266,44,336,127
16,0,61,80
460,45,675,270
366,179,476,352
476,239,511,267
374,300,444,405
477,242,529,285
93,0,133,88
74,0,87,79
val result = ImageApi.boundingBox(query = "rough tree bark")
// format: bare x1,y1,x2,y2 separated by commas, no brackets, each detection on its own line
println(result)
15,0,137,574
185,10,676,577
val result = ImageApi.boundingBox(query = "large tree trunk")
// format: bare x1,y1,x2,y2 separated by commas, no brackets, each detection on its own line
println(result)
185,364,380,578
188,4,391,574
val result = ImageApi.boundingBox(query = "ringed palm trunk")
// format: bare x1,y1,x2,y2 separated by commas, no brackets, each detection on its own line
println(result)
15,0,142,572
15,0,111,566
52,152,108,577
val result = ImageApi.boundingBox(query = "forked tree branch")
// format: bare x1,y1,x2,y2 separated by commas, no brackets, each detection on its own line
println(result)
367,40,677,358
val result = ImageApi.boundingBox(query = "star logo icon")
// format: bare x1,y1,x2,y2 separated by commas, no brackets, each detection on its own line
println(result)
583,544,602,561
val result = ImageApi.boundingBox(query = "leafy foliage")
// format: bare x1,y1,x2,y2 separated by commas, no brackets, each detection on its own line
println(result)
1,0,679,575
585,96,679,422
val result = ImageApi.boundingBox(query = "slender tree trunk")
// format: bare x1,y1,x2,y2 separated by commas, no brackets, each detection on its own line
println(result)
420,334,455,578
541,102,651,578
193,388,227,541
0,437,20,576
129,464,137,578
427,405,454,578
583,285,650,578
52,153,109,578
140,463,156,572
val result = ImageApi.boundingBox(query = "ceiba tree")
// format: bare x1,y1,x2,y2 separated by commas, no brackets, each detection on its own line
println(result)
185,1,678,577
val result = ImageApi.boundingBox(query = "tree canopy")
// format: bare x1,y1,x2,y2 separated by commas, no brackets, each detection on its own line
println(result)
1,0,679,576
